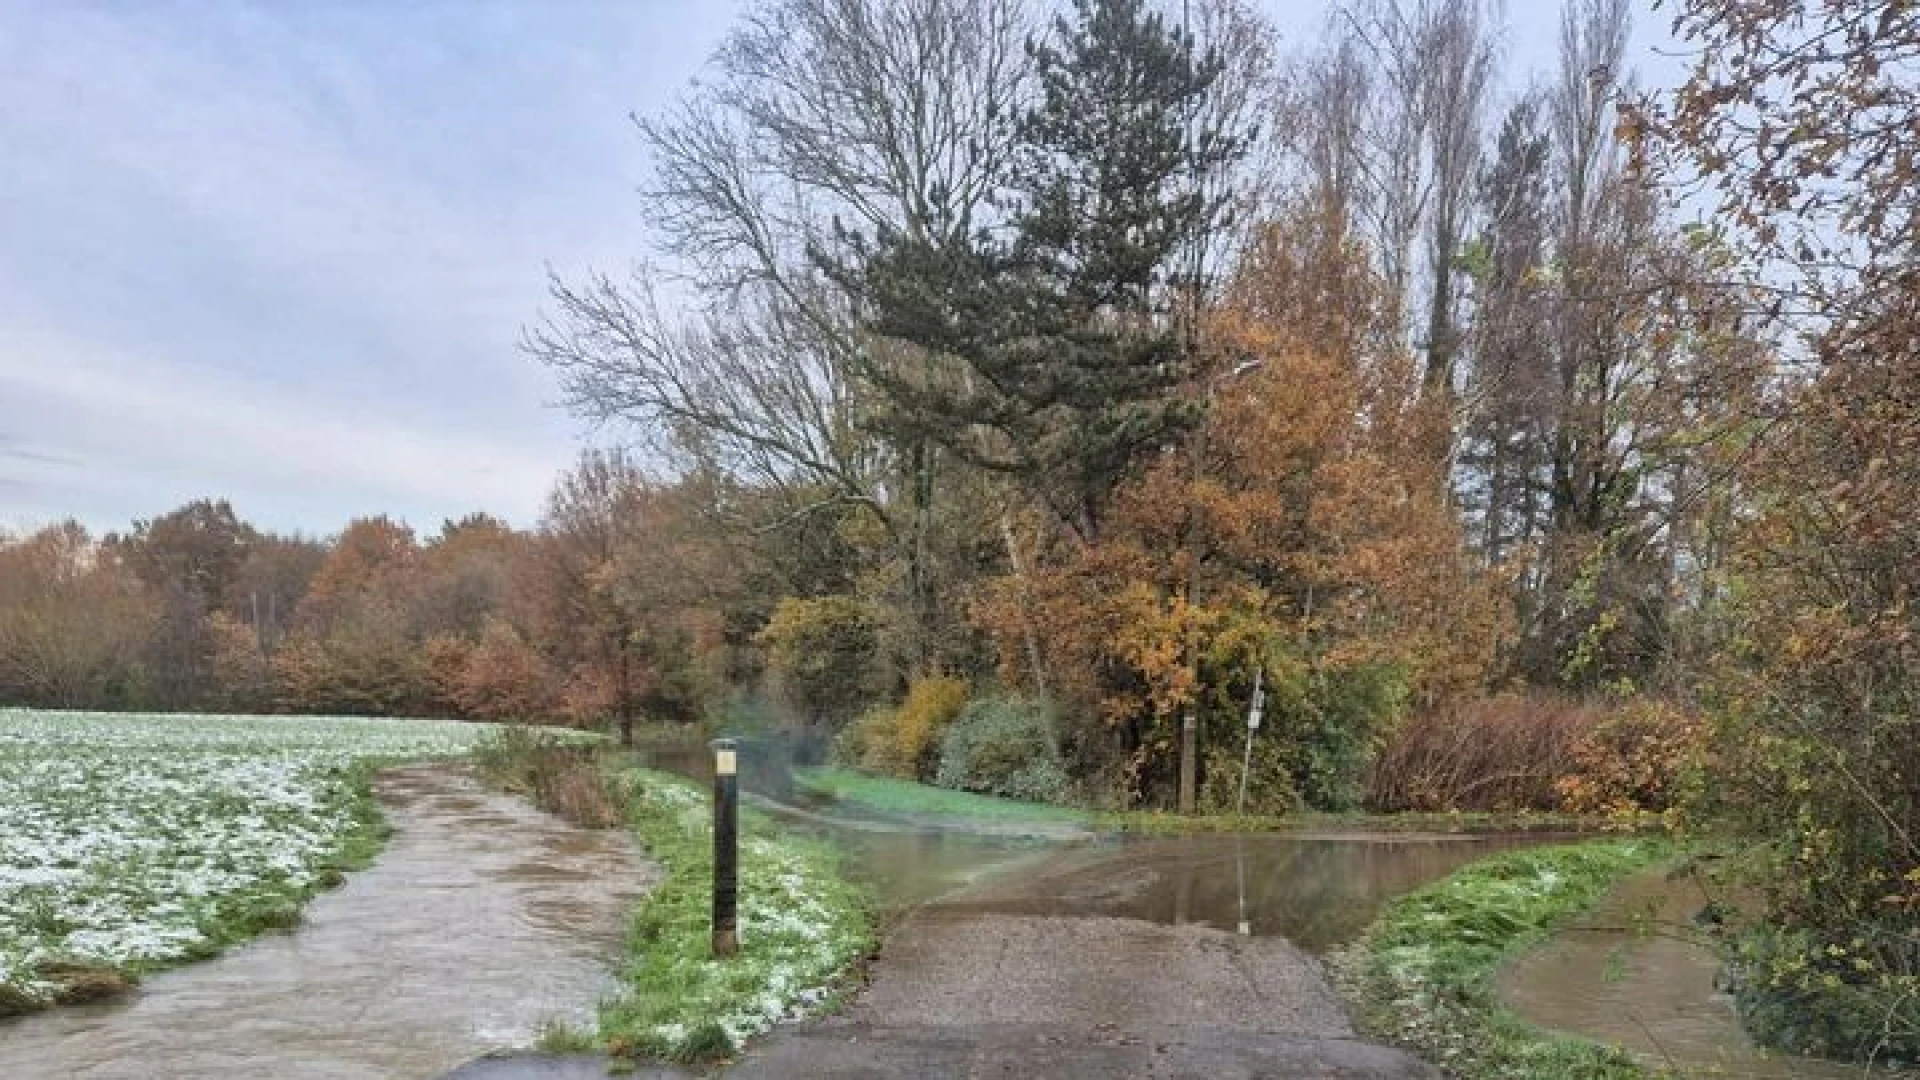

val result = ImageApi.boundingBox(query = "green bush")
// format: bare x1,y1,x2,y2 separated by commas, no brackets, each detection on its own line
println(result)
1199,736,1299,816
1729,926,1918,1066
757,595,881,729
934,696,1070,804
831,705,892,770
1235,657,1406,812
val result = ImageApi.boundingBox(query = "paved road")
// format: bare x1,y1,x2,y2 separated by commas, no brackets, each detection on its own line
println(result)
721,911,1439,1079
441,831,1450,1080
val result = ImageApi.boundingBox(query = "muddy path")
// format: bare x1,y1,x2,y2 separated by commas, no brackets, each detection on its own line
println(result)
722,831,1555,1079
0,765,655,1080
1500,866,1886,1079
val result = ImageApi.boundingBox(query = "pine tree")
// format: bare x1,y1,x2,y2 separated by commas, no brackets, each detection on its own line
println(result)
843,0,1248,541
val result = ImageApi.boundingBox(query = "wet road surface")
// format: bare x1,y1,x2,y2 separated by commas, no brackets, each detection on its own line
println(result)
918,830,1563,949
0,765,655,1080
719,830,1557,1078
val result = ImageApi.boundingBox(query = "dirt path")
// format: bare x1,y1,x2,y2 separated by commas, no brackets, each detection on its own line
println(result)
0,765,656,1080
725,901,1440,1078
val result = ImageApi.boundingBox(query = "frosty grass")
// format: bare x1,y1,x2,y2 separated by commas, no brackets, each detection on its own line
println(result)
0,709,492,1008
600,771,873,1060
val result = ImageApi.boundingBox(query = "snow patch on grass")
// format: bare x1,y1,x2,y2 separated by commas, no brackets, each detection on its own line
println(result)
1331,838,1668,1080
0,709,492,1010
600,769,873,1062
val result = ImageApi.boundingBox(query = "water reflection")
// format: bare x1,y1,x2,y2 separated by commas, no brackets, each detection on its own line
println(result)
929,831,1558,951
638,736,1557,950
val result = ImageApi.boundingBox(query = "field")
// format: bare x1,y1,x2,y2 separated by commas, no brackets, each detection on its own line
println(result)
0,709,492,1013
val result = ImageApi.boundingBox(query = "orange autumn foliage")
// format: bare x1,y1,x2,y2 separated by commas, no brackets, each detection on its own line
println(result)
974,215,1511,803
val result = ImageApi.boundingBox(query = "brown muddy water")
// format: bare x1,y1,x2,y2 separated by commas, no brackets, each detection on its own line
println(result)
634,737,1566,946
0,765,654,1080
920,831,1565,951
1500,867,1895,1080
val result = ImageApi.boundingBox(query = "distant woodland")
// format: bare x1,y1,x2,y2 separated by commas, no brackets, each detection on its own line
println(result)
4,1,1916,1055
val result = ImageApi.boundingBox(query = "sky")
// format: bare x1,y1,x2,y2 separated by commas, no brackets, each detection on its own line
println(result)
0,0,1684,539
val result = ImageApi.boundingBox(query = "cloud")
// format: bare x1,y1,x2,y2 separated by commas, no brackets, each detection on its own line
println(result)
0,441,80,469
0,321,562,529
0,1,718,534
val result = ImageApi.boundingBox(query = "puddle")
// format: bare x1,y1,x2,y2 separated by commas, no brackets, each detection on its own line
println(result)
921,831,1561,951
1499,867,1880,1079
0,765,655,1080
824,828,1060,917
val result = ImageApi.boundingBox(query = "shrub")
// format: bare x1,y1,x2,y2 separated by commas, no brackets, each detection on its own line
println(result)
1554,699,1704,814
934,696,1070,804
859,676,968,779
757,595,882,730
831,705,892,770
1369,694,1705,816
1198,736,1299,816
1729,925,1919,1066
1367,694,1590,812
1286,661,1407,811
474,726,622,828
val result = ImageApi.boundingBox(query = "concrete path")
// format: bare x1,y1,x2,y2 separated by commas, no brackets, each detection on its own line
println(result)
722,910,1439,1079
435,828,1475,1079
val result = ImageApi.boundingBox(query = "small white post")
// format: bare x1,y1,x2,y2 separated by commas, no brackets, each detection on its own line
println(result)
1237,667,1264,817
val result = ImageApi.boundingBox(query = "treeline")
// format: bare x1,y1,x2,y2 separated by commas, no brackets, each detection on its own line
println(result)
511,0,1904,1058
4,1,1916,1049
0,486,722,734
503,0,1753,812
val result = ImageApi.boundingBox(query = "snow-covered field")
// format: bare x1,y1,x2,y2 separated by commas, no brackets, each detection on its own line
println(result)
0,709,492,1009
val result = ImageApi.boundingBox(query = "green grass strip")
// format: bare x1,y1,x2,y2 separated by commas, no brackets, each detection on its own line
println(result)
799,766,1626,837
795,767,1092,824
599,768,875,1063
1331,838,1674,1080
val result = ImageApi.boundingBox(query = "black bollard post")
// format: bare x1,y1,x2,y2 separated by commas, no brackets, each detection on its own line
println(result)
711,737,739,958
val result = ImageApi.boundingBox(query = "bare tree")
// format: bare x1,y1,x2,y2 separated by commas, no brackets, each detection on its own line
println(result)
1341,0,1435,326
525,0,1030,674
1293,0,1496,390
1419,0,1497,393
1181,0,1284,304
1287,34,1371,239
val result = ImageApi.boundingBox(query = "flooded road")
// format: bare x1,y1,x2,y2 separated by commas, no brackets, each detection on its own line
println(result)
1500,867,1880,1080
725,830,1503,1078
929,830,1567,950
0,765,654,1080
636,739,1554,949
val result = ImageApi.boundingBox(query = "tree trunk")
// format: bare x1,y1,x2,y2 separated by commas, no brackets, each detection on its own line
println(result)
998,511,1049,696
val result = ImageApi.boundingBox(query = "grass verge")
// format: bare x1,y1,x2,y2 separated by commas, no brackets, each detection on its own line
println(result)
1330,838,1672,1080
797,765,1629,836
795,767,1093,824
1105,807,1630,835
599,766,874,1063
